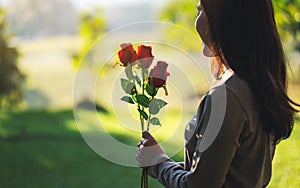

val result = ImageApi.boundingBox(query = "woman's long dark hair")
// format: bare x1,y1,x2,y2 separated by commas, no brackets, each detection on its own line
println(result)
201,0,299,143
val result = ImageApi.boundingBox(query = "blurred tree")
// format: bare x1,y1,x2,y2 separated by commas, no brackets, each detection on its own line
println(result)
160,0,200,51
72,8,106,68
273,0,300,52
79,10,106,42
0,8,25,108
6,0,77,37
71,8,107,111
160,0,300,51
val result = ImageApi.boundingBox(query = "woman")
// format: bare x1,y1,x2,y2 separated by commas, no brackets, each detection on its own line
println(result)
136,0,299,187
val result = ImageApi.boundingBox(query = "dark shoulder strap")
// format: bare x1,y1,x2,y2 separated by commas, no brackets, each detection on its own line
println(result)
190,94,212,171
195,94,211,140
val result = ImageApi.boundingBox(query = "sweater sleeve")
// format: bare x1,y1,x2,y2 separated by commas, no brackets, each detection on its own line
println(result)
152,87,248,188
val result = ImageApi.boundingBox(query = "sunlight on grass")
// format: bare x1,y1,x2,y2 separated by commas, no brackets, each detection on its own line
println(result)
97,110,300,187
18,35,83,55
3,34,300,186
73,107,195,161
0,109,299,187
99,108,193,142
288,83,300,105
269,115,300,187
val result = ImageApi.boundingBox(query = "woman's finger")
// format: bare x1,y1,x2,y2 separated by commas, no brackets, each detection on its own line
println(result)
138,138,148,145
137,140,143,147
142,138,148,145
142,131,153,139
136,154,142,162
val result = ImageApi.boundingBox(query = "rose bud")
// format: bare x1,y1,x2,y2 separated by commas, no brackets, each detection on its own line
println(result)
118,43,137,66
137,45,154,69
149,61,170,88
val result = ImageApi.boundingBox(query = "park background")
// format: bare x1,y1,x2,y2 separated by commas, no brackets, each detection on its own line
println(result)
0,0,300,187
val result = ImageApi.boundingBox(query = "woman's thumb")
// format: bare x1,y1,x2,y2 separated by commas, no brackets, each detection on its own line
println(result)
142,131,158,146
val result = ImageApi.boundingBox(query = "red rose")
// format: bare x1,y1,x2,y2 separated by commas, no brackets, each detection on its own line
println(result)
149,61,170,88
137,45,154,68
118,43,137,66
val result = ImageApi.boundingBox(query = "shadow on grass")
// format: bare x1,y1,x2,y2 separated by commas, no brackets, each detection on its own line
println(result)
0,109,78,140
0,109,164,188
1,108,298,187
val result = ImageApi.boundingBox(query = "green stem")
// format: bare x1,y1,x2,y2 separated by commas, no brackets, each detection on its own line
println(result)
147,114,151,131
139,109,144,132
132,75,144,131
147,96,154,131
141,68,146,131
141,69,145,96
147,86,156,131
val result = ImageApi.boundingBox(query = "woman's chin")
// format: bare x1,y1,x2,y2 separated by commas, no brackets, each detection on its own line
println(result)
203,44,214,57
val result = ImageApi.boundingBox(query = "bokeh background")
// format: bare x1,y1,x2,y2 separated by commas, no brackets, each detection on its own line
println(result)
0,0,299,187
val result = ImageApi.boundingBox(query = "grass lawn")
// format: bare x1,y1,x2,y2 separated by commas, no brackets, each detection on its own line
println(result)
4,35,299,187
270,115,300,187
0,109,299,187
0,109,162,188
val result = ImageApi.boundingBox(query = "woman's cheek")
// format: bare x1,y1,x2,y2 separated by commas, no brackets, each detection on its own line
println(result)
195,15,202,38
195,14,208,44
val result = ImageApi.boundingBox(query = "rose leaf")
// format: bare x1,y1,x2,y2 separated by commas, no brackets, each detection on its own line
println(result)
146,83,158,96
121,78,135,94
121,96,135,104
134,76,142,87
153,98,168,109
150,117,161,126
136,95,150,108
149,100,160,115
125,65,134,80
138,109,148,120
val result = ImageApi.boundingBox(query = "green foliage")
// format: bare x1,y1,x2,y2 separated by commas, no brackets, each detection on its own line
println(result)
160,0,198,31
125,65,134,80
121,96,135,104
119,65,168,129
0,8,24,108
149,99,167,115
138,108,149,120
79,9,106,41
134,75,142,87
150,117,161,126
136,94,150,108
117,45,170,131
146,83,158,96
159,0,201,51
273,0,300,51
121,78,135,95
273,0,300,37
72,8,106,68
160,0,300,51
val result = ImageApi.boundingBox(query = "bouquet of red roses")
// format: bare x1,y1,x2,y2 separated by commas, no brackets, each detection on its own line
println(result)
117,43,170,132
117,43,170,188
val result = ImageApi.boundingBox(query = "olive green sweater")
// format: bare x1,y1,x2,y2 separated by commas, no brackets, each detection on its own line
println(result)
152,75,275,188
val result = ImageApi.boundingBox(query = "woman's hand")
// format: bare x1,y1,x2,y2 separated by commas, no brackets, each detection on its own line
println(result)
136,131,169,178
